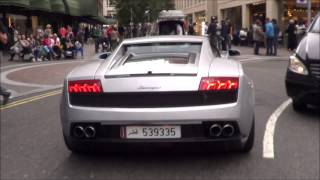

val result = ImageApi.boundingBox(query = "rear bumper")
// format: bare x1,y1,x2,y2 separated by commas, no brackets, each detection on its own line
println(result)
67,136,244,152
61,102,253,140
285,70,320,105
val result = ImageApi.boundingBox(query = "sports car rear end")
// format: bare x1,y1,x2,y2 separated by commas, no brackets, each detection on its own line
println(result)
60,36,255,153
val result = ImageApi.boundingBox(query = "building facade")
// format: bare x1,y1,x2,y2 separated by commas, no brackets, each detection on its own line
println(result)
218,0,320,30
173,0,320,32
174,0,218,34
102,0,116,17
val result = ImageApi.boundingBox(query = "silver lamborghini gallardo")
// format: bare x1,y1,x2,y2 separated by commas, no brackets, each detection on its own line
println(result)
60,36,255,153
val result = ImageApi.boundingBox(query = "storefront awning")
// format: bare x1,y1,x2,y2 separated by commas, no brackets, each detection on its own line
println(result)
64,0,81,16
92,16,109,24
50,0,65,14
0,0,30,7
29,0,51,12
78,0,99,17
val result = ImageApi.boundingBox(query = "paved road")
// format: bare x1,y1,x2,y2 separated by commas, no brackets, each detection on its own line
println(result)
1,53,319,180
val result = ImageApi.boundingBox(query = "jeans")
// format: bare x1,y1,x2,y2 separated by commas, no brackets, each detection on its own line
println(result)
74,47,83,58
227,35,232,50
273,38,278,56
34,48,40,61
94,38,100,53
254,41,262,55
266,37,274,55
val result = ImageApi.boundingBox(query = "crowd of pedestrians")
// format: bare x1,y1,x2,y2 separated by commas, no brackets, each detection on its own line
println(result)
1,21,158,63
1,17,310,63
5,23,89,62
206,17,234,51
252,18,280,56
204,16,308,56
252,17,307,55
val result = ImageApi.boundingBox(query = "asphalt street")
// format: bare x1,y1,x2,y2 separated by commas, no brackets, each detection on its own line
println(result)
0,51,319,180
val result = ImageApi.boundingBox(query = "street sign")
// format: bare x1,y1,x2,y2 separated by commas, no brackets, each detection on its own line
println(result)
296,0,307,5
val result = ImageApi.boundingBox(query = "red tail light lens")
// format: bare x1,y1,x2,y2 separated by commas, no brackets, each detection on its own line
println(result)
68,80,103,94
199,77,239,91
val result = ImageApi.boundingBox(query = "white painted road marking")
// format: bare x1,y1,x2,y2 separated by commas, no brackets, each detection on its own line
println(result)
239,57,287,63
263,98,293,159
0,60,84,98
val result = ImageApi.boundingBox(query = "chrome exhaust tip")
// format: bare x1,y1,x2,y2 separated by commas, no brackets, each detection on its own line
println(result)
222,124,235,137
209,124,222,137
73,126,85,138
84,126,96,138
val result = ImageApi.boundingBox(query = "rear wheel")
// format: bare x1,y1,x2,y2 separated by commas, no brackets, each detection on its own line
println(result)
63,133,89,154
240,119,254,153
292,100,308,112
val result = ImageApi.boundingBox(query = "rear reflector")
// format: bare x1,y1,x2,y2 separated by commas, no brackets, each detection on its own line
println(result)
199,77,239,91
68,80,103,94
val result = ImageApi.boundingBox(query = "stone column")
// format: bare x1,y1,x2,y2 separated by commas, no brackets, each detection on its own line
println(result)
207,0,218,21
31,16,38,36
242,4,250,28
266,0,279,20
192,12,196,24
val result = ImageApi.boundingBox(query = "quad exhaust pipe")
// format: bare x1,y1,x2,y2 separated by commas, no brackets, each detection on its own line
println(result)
73,125,96,138
222,124,235,137
84,126,96,138
73,126,85,138
209,124,222,137
209,123,235,137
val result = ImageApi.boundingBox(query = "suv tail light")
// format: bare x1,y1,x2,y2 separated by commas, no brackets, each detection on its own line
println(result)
68,80,103,94
199,77,239,91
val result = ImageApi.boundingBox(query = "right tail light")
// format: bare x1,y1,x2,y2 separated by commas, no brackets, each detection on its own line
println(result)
199,77,239,91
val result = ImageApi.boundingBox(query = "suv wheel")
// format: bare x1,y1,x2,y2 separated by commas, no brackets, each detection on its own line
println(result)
292,100,308,112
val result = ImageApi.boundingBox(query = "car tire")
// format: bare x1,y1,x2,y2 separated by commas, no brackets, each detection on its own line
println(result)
63,133,89,154
240,119,254,153
292,100,308,112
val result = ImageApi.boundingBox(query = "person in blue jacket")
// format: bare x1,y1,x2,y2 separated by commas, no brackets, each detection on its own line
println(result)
265,18,274,56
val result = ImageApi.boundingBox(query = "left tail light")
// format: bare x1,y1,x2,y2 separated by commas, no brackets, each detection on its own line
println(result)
68,80,103,94
199,77,239,91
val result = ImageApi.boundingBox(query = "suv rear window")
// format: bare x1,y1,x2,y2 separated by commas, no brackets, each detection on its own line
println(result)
310,16,320,33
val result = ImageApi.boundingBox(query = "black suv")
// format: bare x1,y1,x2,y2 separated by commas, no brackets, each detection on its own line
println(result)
285,13,320,111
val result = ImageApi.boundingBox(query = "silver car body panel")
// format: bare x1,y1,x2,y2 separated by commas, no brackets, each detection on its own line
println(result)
61,35,254,144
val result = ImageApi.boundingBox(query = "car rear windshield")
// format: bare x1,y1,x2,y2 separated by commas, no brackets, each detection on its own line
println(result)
124,42,201,54
310,16,320,33
111,42,202,68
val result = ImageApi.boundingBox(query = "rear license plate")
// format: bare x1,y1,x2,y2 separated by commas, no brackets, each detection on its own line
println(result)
123,126,181,139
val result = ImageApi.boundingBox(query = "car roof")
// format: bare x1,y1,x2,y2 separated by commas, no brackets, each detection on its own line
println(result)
122,36,206,44
307,13,320,32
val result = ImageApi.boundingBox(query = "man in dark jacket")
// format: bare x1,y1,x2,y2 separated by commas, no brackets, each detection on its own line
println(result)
286,19,297,51
220,20,228,51
188,23,195,35
272,19,279,56
207,16,218,49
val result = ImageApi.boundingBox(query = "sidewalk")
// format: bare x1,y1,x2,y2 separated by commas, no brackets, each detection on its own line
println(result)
231,45,291,57
0,43,96,68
